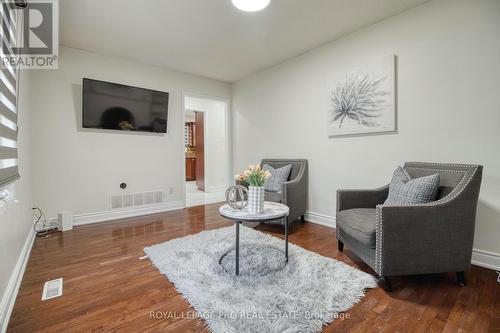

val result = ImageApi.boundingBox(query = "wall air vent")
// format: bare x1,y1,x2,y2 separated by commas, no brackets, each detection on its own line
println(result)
109,190,166,210
143,192,154,205
154,191,164,204
133,193,144,206
110,195,123,209
123,194,134,208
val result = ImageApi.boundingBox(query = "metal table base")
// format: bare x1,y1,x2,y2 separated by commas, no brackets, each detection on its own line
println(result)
221,219,289,276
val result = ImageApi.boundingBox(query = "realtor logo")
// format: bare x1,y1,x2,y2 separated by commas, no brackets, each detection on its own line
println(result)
1,0,59,69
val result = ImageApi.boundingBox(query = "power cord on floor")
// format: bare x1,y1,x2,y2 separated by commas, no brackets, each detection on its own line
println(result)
32,207,58,236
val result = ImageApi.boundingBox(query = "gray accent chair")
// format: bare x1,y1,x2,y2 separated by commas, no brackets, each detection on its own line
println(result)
238,159,308,226
336,162,483,291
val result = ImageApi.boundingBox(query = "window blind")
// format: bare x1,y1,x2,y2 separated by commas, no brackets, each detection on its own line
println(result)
0,1,20,189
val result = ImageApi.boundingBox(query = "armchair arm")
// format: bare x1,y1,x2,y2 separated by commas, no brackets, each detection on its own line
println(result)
375,200,476,276
337,186,389,212
281,167,308,220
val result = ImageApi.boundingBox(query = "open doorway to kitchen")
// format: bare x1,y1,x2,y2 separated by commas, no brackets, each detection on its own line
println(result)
183,94,229,207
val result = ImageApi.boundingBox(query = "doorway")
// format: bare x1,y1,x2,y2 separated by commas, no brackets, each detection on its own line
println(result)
185,111,205,190
183,94,229,207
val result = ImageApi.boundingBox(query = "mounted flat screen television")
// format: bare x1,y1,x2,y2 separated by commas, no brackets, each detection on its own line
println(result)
82,78,169,133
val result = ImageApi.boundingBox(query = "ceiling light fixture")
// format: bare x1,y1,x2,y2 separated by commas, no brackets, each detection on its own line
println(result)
232,0,270,12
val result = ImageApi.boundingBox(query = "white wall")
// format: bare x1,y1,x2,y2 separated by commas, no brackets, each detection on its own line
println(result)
232,0,500,259
30,46,231,219
0,70,33,330
185,96,228,192
185,110,195,123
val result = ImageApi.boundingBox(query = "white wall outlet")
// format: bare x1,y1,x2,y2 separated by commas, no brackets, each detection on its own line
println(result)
169,187,174,195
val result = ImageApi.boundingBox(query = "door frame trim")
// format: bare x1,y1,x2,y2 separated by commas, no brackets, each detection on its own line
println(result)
194,110,205,191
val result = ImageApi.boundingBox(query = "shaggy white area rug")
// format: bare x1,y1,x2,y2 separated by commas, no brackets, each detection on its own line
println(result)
144,225,377,333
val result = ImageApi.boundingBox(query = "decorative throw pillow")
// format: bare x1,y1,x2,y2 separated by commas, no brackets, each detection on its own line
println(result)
262,164,292,192
384,166,440,205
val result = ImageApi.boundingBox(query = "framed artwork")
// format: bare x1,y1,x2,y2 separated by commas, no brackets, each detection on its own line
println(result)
328,55,396,136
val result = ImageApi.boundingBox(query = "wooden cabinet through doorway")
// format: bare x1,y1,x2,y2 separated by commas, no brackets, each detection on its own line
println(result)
186,158,196,181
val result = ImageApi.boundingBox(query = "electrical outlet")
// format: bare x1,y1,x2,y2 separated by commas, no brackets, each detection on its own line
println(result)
169,187,174,195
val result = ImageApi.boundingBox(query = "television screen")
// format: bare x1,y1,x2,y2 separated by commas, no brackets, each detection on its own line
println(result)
82,78,169,133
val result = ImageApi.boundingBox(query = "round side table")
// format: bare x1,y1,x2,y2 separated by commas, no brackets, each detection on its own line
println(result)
219,201,290,275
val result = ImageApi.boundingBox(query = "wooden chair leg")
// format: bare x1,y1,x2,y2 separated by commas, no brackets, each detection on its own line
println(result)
300,215,305,224
456,271,466,286
379,276,392,291
338,240,344,252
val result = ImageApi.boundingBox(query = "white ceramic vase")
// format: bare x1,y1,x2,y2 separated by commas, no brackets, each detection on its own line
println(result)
247,186,264,214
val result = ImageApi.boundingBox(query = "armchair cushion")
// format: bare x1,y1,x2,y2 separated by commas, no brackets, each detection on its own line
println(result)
336,208,376,249
262,163,292,192
384,166,440,205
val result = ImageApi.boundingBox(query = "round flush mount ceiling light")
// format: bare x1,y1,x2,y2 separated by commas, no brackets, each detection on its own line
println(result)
232,0,270,12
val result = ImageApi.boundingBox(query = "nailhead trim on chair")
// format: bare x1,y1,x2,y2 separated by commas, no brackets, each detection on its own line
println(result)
336,191,341,240
406,162,478,168
375,205,383,275
408,168,465,173
336,190,340,213
383,165,479,208
374,163,480,276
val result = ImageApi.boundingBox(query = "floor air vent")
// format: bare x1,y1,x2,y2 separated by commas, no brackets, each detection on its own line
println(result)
110,190,166,210
42,278,63,300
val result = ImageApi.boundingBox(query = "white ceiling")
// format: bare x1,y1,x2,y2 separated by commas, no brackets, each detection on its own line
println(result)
60,0,428,83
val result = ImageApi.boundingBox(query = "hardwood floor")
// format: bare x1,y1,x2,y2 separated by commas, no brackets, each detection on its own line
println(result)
8,203,500,332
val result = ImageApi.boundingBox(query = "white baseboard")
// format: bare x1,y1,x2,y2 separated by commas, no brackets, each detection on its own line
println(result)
305,211,336,228
47,201,185,227
305,210,500,271
0,227,35,333
472,248,500,271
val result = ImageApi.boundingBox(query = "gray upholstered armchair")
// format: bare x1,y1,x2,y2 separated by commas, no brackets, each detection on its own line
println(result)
336,162,483,291
237,159,308,226
261,159,308,224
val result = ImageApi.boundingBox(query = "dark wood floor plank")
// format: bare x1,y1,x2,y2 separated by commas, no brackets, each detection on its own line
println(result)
7,203,500,332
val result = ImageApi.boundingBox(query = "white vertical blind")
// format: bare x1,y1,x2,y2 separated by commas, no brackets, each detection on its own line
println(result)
0,1,20,189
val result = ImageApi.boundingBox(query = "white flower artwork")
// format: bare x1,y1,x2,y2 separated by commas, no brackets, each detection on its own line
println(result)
328,55,396,136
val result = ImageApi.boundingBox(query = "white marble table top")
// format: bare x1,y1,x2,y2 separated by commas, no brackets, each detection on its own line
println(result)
219,201,289,221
